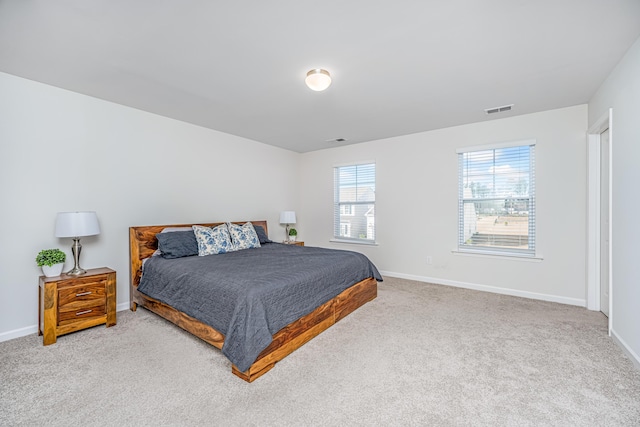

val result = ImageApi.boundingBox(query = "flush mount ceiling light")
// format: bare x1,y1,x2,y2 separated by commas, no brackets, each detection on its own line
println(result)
305,69,331,91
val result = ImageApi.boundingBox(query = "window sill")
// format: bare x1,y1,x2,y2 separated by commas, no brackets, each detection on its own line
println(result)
330,239,378,246
451,249,543,262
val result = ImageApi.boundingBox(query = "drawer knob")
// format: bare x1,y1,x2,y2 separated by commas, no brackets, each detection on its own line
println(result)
76,291,92,297
76,309,93,316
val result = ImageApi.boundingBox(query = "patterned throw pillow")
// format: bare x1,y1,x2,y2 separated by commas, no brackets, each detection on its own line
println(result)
192,224,236,256
227,222,261,250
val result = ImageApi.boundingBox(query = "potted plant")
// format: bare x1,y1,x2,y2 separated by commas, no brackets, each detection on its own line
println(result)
288,228,297,242
36,249,66,277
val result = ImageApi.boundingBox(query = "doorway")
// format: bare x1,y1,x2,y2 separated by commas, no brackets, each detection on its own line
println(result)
586,109,612,334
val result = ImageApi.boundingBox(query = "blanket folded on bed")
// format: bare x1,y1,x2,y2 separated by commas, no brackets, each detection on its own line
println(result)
137,243,382,372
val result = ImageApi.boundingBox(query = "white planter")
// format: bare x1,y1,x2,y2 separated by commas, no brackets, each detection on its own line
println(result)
289,235,296,242
42,263,64,278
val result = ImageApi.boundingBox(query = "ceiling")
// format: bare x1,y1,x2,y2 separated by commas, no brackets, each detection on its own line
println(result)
1,1,639,153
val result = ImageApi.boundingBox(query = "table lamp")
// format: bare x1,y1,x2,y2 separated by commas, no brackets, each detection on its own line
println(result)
279,211,297,242
55,211,101,275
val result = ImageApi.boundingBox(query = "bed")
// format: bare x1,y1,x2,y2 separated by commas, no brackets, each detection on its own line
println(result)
129,220,380,382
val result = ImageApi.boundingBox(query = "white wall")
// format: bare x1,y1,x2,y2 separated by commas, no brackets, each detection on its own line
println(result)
299,105,588,305
0,72,298,340
589,36,640,366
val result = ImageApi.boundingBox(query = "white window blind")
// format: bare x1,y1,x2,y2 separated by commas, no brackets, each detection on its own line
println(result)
458,142,535,256
334,163,376,242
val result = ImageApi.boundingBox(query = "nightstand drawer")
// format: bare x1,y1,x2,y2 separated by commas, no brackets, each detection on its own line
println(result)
57,282,106,325
58,301,106,324
58,282,106,307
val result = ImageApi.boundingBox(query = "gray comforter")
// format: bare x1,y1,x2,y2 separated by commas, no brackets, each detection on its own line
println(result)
137,243,382,372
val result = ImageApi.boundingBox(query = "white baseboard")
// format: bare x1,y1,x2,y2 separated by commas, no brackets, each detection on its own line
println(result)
117,301,131,312
379,270,586,307
0,302,133,343
611,328,640,370
0,324,39,343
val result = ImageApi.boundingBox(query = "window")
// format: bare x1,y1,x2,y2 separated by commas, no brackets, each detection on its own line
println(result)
334,163,376,243
458,141,535,256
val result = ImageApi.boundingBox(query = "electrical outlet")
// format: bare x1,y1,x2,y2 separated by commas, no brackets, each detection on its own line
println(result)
426,256,433,265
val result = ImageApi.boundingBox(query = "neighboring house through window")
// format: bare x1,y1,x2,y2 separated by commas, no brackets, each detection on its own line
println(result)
340,205,354,216
334,163,376,243
457,140,535,257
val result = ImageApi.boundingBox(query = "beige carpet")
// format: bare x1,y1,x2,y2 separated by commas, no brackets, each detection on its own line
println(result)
1,276,639,426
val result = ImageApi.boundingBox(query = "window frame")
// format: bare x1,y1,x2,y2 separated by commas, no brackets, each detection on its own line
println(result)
457,140,536,258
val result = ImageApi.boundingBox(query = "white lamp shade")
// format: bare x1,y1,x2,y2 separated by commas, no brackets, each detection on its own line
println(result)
305,69,331,91
55,211,101,238
279,211,297,225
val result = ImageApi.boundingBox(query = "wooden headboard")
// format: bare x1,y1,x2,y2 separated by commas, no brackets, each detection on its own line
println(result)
128,220,268,308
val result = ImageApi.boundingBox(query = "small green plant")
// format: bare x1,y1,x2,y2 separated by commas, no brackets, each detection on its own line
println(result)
36,249,66,267
288,228,298,236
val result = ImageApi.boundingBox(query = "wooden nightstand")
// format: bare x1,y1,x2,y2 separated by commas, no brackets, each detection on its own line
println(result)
39,267,116,345
284,241,304,246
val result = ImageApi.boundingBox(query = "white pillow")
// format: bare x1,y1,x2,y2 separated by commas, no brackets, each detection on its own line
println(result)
227,222,261,250
161,227,193,233
192,224,236,255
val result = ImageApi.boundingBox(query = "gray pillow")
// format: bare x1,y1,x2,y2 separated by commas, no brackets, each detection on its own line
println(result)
254,225,272,244
156,230,199,259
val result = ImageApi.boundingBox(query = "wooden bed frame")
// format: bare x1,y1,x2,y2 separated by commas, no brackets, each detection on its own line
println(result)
129,220,377,382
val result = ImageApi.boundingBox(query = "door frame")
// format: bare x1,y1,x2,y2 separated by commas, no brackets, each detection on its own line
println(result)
586,108,612,335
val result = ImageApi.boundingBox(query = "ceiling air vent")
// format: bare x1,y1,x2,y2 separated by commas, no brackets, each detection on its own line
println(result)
485,104,514,114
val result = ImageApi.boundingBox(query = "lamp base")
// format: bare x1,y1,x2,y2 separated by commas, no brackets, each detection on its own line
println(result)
67,238,87,276
66,267,87,276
